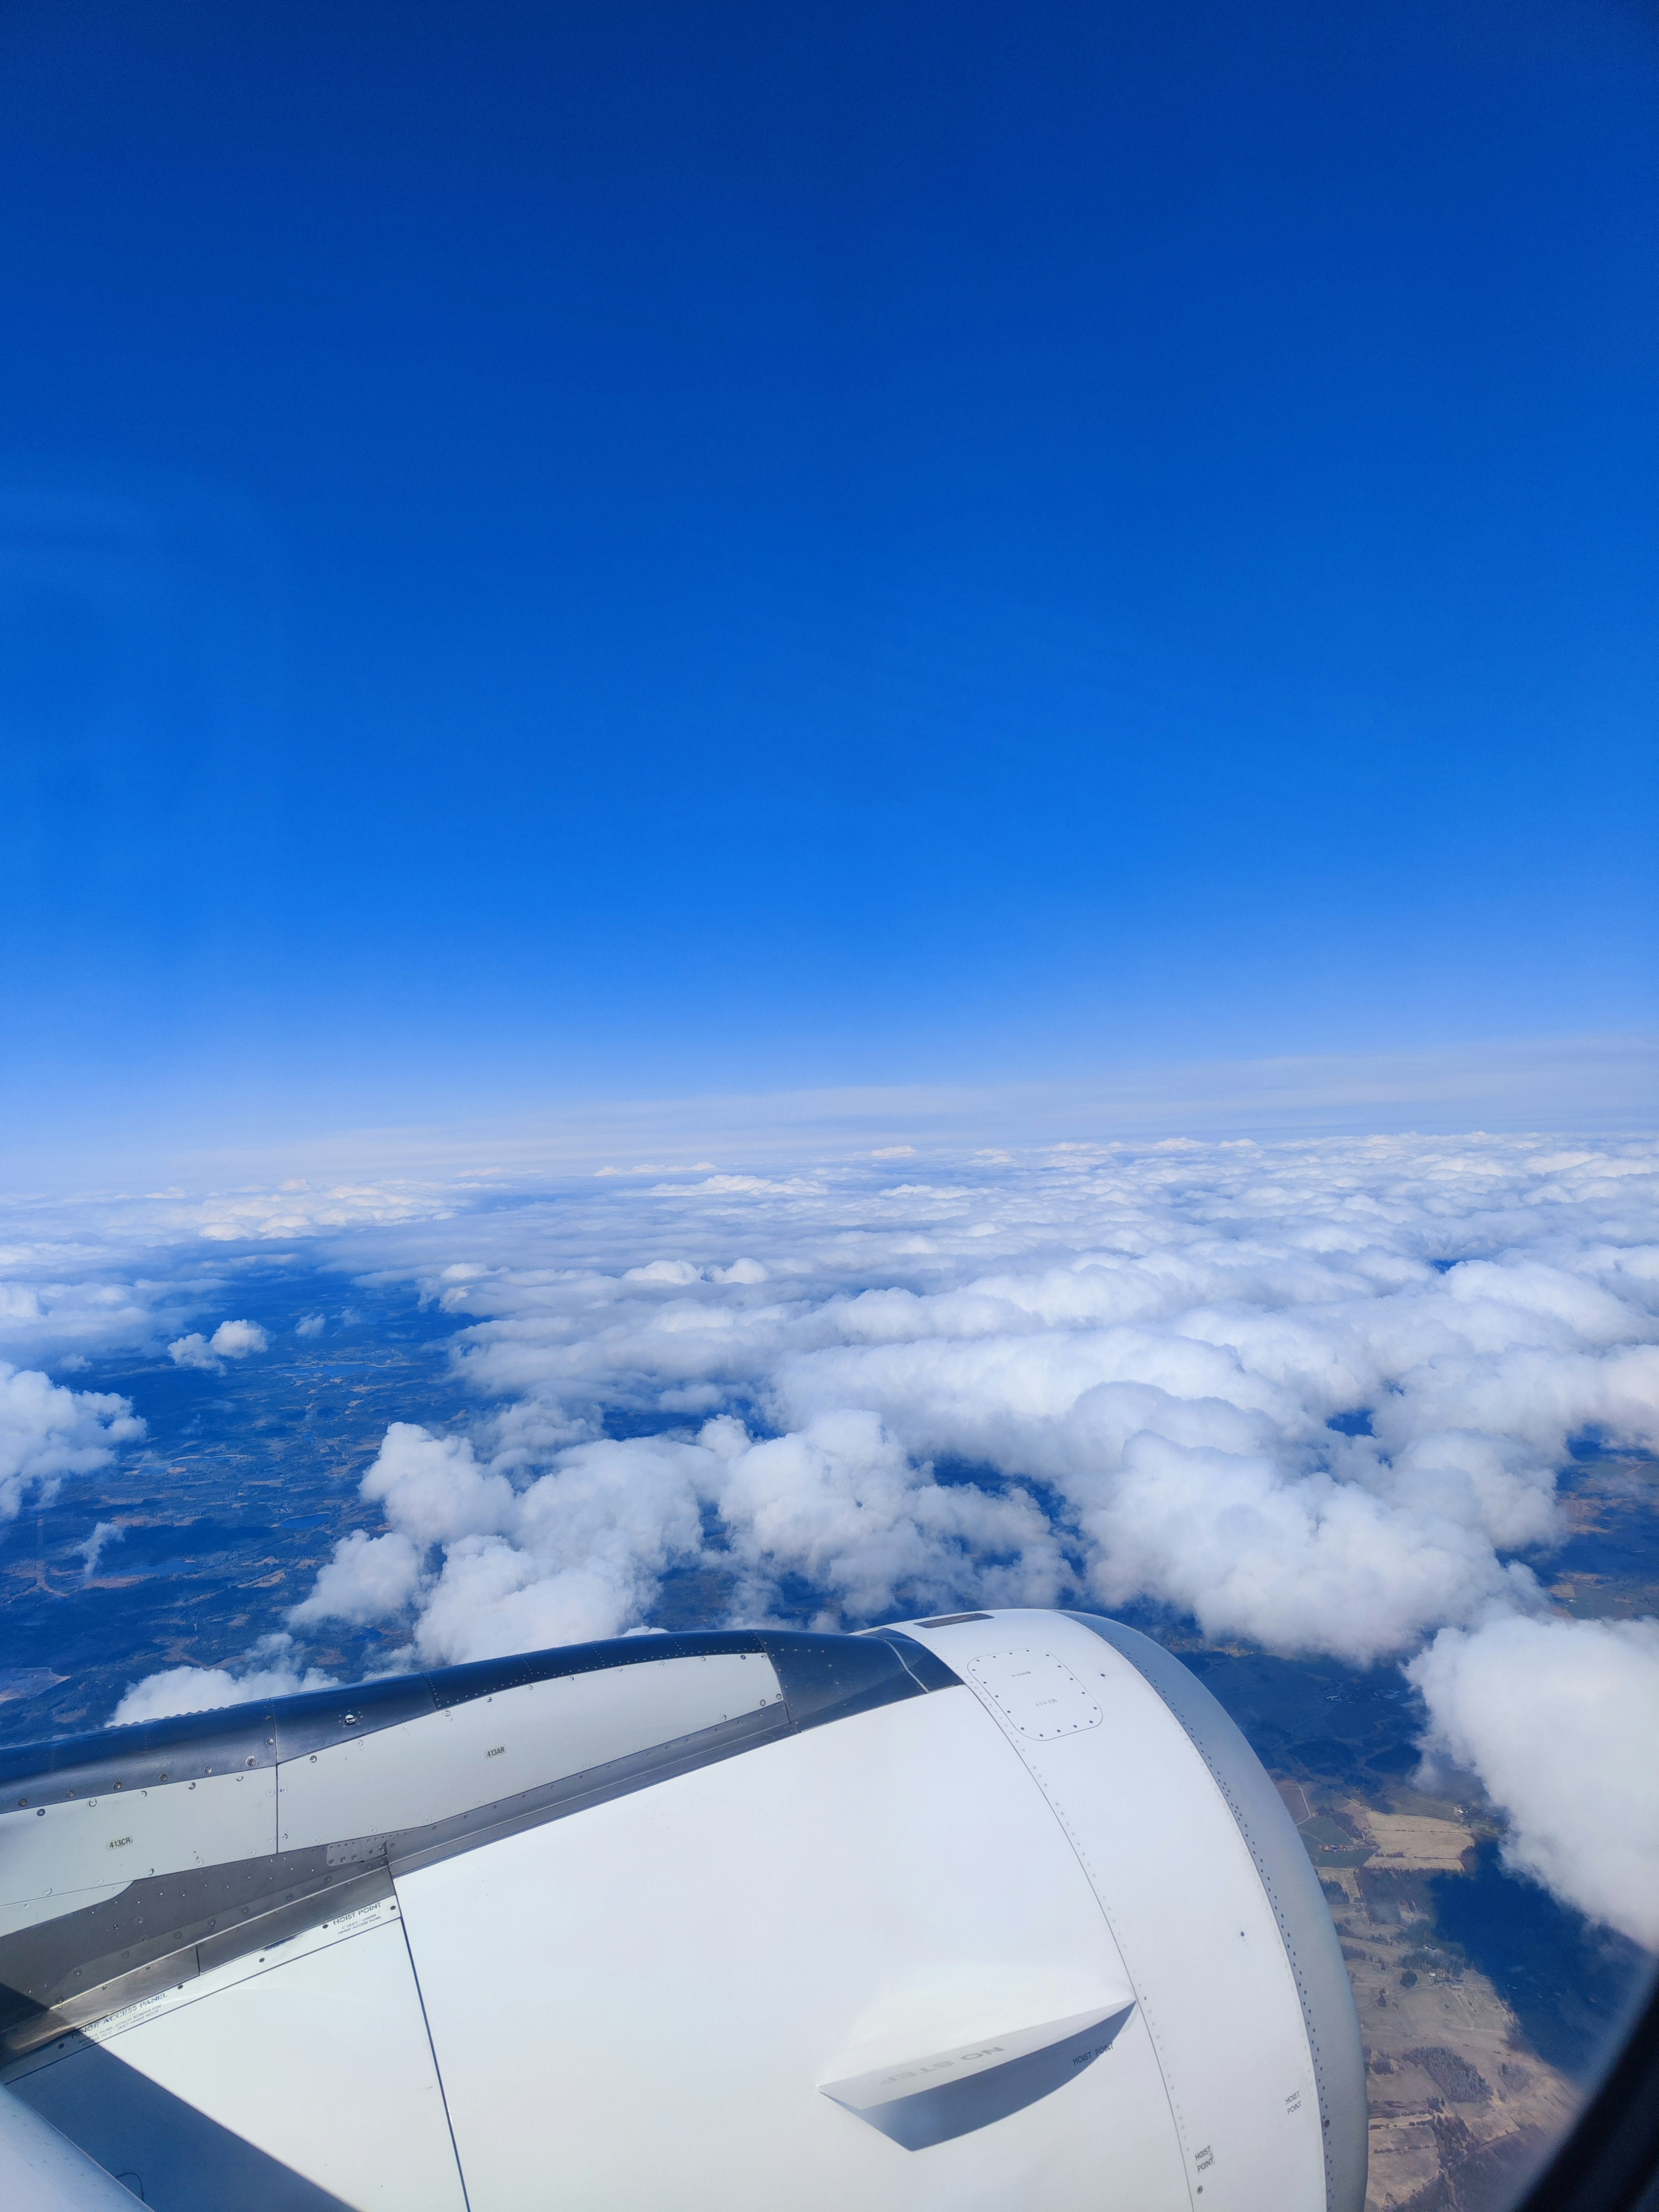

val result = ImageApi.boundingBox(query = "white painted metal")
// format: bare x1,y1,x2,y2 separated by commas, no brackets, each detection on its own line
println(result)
75,1892,401,2047
276,1650,782,1850
820,1999,1133,2111
58,1904,466,2211
396,1681,1194,2212
905,1610,1328,2212
0,2083,142,2210
965,1650,1103,1741
0,1771,276,1931
0,1611,1349,2208
0,1888,130,1945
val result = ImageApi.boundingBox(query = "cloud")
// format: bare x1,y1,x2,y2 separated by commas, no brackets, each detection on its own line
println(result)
109,1634,336,1724
288,1529,424,1626
22,1129,1656,1939
292,1422,712,1662
707,1410,1068,1626
212,1318,269,1357
168,1318,270,1371
623,1260,702,1286
274,1136,1659,1680
0,1364,144,1522
78,1519,125,1579
296,1313,325,1337
1409,1615,1659,1948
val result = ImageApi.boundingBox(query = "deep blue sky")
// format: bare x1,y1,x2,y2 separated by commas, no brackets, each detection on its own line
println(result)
2,0,1656,1149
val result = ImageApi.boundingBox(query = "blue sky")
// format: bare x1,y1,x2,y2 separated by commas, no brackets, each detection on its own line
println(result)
2,0,1656,1159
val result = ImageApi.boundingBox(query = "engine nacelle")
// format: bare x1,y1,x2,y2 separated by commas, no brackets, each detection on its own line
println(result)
0,1609,1365,2212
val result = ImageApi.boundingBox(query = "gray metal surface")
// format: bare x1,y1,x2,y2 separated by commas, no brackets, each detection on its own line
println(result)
1063,1613,1368,2212
7,2045,353,2210
828,2004,1137,2152
1,1629,962,2059
0,1628,954,1805
0,2081,147,2209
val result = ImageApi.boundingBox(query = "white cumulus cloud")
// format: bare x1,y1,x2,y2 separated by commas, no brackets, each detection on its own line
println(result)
41,1129,1656,1943
168,1318,270,1371
1409,1615,1659,1948
0,1364,144,1522
110,1635,336,1724
283,1133,1659,1937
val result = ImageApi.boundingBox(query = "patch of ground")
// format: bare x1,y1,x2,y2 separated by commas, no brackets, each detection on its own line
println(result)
1310,1799,1584,2212
1362,1813,1476,1872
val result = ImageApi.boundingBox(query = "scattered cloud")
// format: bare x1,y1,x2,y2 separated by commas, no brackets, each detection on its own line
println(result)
648,1174,821,1197
78,1519,125,1579
13,1129,1655,1941
0,1365,143,1522
308,1134,1659,1932
295,1313,326,1338
210,1318,268,1357
1409,1615,1659,1948
110,1634,335,1724
168,1318,270,1370
711,1259,768,1285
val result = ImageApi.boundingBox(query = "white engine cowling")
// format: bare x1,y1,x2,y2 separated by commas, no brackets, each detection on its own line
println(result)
0,1608,1365,2212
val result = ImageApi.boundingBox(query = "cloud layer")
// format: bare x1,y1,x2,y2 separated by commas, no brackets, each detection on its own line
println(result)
301,1136,1657,1656
10,1130,1654,1945
264,1135,1659,1939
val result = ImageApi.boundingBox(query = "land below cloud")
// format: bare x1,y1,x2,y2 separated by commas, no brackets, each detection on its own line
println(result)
0,1135,1654,2209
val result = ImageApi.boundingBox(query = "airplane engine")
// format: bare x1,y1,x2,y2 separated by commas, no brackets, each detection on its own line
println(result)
0,1608,1366,2211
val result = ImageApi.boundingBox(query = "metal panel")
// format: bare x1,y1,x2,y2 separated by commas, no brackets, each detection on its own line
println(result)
424,1628,767,1708
0,1704,279,1804
0,1844,389,2057
12,1907,466,2212
0,1891,129,1947
267,1675,440,1763
964,1652,1103,1742
378,1701,792,1881
904,1608,1332,2212
397,1684,1193,2212
0,1632,957,2058
1062,1612,1369,2212
762,1630,951,1725
276,1649,783,1852
824,2003,1137,2151
0,1771,277,1913
6,2042,353,2210
0,1626,961,1830
0,2082,145,2211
